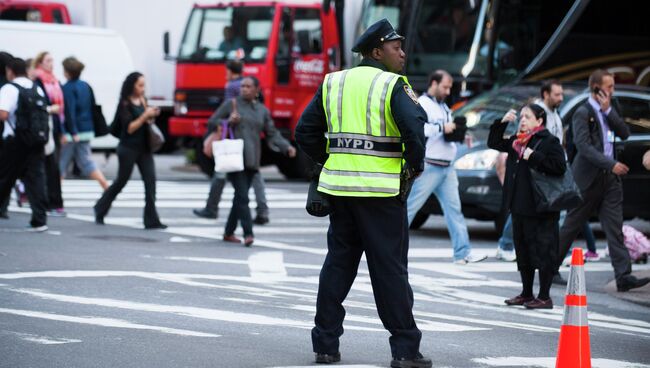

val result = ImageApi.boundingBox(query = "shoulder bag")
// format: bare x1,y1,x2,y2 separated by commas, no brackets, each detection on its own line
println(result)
142,98,165,152
88,85,109,137
528,140,582,212
212,99,244,173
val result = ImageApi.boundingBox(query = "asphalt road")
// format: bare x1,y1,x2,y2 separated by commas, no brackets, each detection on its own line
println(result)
1,161,649,368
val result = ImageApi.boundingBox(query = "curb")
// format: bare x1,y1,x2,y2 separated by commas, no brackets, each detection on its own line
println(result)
603,270,650,307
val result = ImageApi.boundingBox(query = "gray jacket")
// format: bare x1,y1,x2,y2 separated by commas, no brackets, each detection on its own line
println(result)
571,101,630,190
208,96,291,170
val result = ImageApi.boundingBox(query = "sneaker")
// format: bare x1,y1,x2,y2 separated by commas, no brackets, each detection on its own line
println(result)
584,250,600,262
454,252,488,265
26,225,48,232
244,236,254,247
47,208,67,217
496,248,517,262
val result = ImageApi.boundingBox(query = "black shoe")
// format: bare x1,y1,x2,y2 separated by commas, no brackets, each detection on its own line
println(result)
617,276,650,292
391,352,432,368
315,352,340,364
193,208,217,219
145,223,168,230
0,211,8,219
552,273,567,286
253,215,269,225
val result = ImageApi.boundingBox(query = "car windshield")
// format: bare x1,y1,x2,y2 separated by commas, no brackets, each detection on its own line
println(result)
454,84,581,138
178,6,274,62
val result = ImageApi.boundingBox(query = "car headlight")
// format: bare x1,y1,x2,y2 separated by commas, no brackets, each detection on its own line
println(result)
454,149,499,170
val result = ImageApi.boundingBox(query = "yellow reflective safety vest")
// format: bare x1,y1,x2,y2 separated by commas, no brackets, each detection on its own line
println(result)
318,66,406,197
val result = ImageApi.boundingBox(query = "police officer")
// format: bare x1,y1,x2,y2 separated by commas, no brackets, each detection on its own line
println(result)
296,19,432,368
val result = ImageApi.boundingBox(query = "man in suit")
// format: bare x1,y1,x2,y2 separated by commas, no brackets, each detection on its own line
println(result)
558,69,649,292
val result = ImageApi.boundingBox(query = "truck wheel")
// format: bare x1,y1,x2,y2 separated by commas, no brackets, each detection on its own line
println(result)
275,147,314,180
409,211,429,230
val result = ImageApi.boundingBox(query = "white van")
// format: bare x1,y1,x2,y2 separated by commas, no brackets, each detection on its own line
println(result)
0,20,135,150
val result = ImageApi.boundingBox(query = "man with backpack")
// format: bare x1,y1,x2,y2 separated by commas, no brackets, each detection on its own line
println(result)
0,57,50,231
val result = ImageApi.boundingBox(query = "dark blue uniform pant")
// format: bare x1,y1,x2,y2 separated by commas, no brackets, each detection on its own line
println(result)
312,195,422,359
0,137,47,227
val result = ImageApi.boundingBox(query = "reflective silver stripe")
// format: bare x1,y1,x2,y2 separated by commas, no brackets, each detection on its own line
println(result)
566,265,586,296
329,147,403,158
366,72,383,134
322,168,400,179
562,305,589,327
325,75,333,132
328,133,401,143
319,182,397,194
379,75,397,136
336,70,349,132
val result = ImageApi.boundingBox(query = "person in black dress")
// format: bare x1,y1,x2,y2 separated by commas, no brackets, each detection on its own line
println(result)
488,103,566,309
94,72,166,229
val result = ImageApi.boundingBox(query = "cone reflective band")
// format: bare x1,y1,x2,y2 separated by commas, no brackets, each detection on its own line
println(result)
556,248,591,368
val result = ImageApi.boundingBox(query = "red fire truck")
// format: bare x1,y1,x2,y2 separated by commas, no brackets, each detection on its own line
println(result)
0,0,71,24
164,1,342,178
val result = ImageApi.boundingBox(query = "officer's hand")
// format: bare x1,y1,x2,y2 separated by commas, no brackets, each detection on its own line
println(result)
60,135,68,145
443,122,456,134
612,162,629,176
501,109,517,123
72,134,80,143
287,146,297,158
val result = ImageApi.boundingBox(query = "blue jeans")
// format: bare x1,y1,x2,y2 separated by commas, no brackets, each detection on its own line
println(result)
407,164,471,260
498,214,514,251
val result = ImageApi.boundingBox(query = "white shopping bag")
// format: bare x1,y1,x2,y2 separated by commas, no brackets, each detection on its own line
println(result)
212,138,244,173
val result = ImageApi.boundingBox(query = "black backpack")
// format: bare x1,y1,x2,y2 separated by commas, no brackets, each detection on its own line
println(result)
10,82,50,147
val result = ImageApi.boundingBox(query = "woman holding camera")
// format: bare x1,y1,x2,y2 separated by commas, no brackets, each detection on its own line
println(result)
488,104,566,309
94,72,166,229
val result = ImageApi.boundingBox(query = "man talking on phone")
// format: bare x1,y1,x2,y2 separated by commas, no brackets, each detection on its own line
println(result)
558,69,650,292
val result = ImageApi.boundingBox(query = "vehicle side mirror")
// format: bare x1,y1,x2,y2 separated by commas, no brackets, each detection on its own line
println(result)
163,31,172,60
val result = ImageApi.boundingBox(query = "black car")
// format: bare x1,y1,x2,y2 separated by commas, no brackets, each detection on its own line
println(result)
412,83,650,231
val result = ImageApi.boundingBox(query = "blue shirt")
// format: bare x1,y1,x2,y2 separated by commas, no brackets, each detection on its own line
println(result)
588,95,613,159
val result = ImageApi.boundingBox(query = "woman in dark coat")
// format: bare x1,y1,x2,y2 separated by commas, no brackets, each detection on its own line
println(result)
93,72,166,229
488,103,566,309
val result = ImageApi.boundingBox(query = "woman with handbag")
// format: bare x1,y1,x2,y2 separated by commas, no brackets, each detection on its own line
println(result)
60,57,108,190
488,104,566,309
212,76,296,246
94,72,167,229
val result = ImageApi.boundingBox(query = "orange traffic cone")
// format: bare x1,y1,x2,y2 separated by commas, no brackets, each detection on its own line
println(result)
556,248,591,368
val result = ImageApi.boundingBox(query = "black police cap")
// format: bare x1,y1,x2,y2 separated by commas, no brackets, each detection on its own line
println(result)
351,18,404,53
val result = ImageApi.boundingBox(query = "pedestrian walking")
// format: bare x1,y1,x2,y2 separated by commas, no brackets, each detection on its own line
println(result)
59,57,109,190
488,104,566,309
0,51,13,219
407,70,487,265
32,51,66,217
193,60,272,224
0,57,50,231
211,76,295,246
558,69,650,292
93,72,167,229
296,18,432,368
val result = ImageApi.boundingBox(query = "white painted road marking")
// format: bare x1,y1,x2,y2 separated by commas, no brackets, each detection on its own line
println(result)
473,356,650,367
